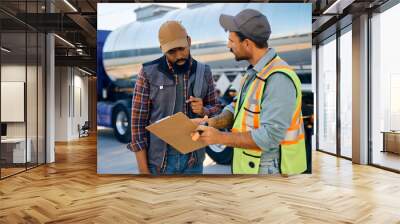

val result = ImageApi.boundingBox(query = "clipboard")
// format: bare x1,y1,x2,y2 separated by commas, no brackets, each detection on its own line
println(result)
145,112,207,154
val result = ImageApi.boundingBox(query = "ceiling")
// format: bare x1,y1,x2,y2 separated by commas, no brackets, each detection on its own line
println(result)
0,0,98,73
0,0,395,75
311,0,391,44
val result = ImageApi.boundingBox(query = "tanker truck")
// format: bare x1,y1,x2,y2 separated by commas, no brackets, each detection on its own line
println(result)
98,2,313,170
97,30,135,143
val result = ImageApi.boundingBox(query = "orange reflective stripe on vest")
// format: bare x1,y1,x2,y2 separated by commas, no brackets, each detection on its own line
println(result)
232,55,307,175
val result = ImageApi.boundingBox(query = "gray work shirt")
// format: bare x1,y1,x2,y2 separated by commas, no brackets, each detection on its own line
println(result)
168,73,185,155
224,48,297,172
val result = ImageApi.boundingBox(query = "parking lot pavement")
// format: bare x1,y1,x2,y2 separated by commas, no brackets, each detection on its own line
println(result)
97,128,231,174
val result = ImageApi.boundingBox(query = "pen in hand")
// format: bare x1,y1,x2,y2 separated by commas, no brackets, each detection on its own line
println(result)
191,121,208,141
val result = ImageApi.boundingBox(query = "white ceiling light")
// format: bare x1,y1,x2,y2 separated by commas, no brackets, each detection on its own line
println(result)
323,0,355,15
63,0,78,12
78,67,92,76
1,47,11,53
54,34,75,48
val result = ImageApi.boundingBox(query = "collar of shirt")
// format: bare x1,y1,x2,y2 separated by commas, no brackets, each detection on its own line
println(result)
246,48,277,77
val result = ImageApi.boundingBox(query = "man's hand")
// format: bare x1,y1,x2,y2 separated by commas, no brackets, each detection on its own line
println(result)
192,125,223,145
191,115,208,141
135,150,151,175
187,96,205,116
139,167,151,175
191,115,208,126
192,127,260,150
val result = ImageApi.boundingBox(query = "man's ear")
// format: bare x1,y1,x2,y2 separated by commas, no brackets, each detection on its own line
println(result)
187,36,192,47
243,39,251,51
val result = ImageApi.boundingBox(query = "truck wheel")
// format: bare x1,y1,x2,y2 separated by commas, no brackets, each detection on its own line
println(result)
206,144,233,165
112,104,131,143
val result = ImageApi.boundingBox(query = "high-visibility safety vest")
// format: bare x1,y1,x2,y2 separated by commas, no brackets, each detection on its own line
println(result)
232,55,307,175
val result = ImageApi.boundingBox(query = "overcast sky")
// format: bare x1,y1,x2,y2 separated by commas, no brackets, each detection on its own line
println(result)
97,3,311,37
98,3,187,31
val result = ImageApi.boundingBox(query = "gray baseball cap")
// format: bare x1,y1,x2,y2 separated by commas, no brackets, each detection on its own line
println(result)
219,9,271,43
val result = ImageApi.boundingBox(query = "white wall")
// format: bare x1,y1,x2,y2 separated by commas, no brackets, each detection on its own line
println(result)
72,73,89,138
1,65,27,138
1,64,40,138
1,63,46,164
55,66,69,141
54,67,89,141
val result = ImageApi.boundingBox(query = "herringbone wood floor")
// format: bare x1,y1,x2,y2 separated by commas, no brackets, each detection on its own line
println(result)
1,134,400,224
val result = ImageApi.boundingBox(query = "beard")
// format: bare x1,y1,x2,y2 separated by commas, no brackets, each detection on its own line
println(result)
172,57,190,74
230,48,249,61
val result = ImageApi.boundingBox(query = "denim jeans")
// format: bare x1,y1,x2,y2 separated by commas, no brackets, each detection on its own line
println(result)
149,147,203,175
258,149,280,175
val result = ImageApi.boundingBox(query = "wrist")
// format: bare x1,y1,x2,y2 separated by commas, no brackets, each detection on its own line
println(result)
139,165,150,173
208,117,216,128
219,131,232,146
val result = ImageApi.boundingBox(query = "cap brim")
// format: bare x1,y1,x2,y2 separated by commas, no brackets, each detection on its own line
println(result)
161,38,189,54
219,14,239,32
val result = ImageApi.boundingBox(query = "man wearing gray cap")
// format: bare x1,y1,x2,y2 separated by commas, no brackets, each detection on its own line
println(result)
128,21,221,175
193,9,307,175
